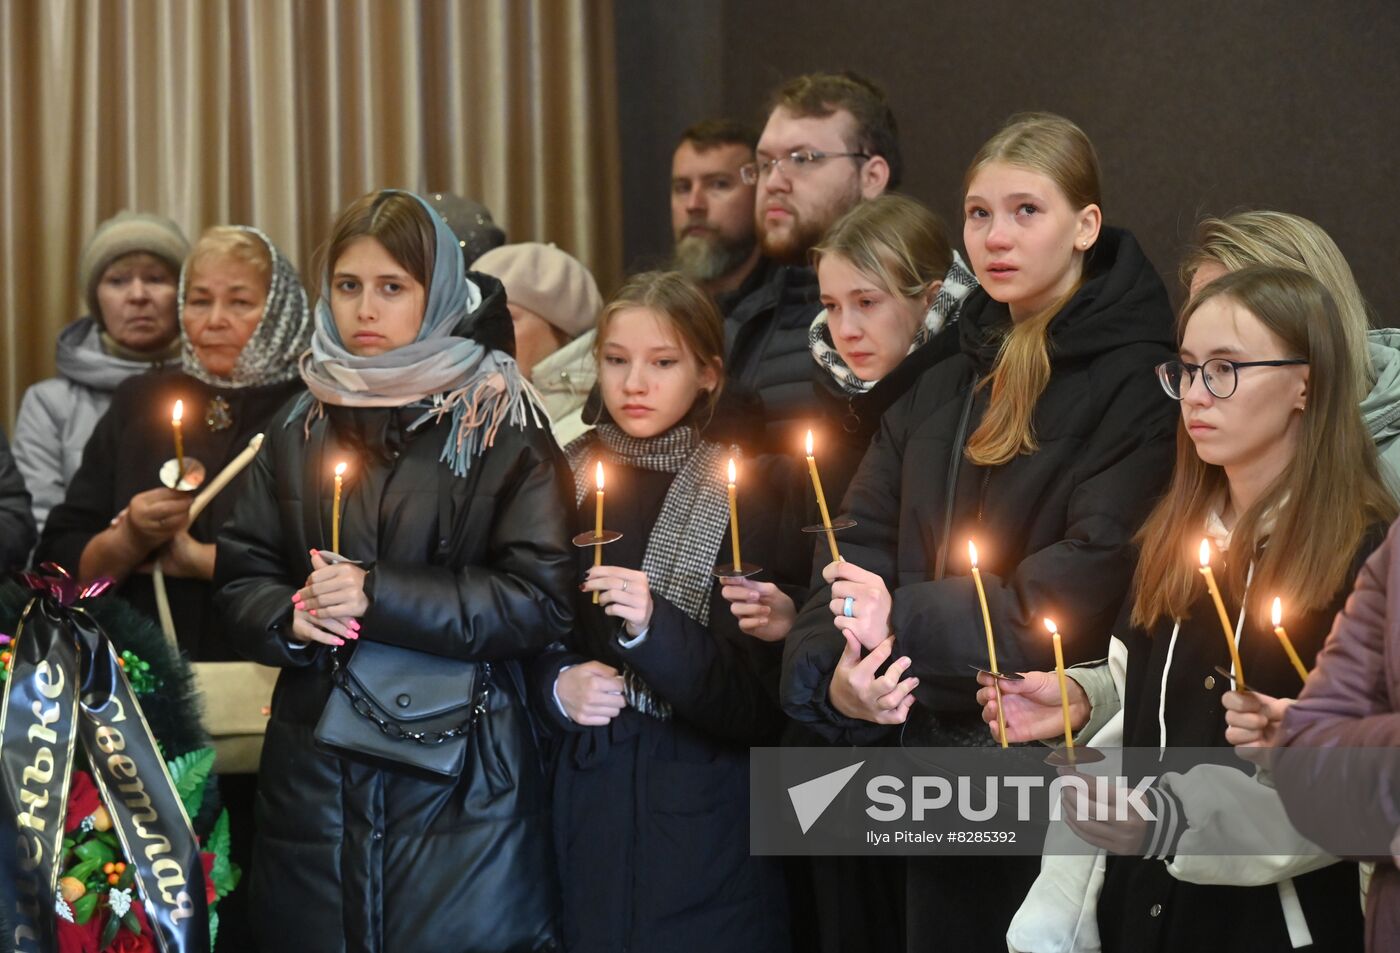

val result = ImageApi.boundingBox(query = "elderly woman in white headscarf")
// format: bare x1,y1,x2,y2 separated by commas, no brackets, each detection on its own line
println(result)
36,225,312,659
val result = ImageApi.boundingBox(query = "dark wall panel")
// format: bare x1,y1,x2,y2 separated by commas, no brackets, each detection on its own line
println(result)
618,1,1400,318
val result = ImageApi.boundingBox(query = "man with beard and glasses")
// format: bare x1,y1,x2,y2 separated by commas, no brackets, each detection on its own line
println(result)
726,72,898,454
669,118,763,311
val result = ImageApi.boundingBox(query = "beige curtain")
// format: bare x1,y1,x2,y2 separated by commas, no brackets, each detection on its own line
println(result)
0,0,622,427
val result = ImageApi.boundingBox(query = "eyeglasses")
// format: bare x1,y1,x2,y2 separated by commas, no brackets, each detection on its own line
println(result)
739,150,871,185
1155,358,1309,400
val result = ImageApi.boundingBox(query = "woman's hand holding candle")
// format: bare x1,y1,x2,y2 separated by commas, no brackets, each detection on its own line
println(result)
825,560,892,650
829,633,918,725
975,670,1092,745
290,549,367,646
582,566,653,639
114,487,193,557
1059,773,1151,855
720,578,796,641
1222,690,1293,749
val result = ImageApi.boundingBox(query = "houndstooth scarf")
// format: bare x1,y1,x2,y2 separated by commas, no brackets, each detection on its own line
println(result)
810,251,978,396
566,422,735,719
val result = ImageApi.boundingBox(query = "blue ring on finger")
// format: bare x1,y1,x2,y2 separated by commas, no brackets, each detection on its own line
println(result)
843,595,855,618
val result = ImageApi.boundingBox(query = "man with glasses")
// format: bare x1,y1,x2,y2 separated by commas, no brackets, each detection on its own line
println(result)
670,118,763,310
726,71,899,453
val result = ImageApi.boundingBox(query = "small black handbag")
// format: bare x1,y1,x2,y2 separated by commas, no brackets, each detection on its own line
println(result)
314,639,491,781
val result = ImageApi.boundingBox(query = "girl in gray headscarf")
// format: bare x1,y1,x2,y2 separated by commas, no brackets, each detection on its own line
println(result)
214,190,573,952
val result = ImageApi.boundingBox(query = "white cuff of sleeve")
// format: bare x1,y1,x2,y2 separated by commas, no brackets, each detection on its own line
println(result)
553,664,575,719
618,624,649,649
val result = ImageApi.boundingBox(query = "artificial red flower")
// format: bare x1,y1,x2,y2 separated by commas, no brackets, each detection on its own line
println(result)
56,915,101,953
108,904,156,953
200,852,218,906
65,771,101,834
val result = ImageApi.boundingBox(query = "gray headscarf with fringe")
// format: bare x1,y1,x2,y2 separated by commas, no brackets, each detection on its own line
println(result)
292,190,544,476
179,225,312,389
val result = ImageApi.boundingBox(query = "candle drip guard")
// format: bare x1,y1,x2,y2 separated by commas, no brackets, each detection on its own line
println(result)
713,561,763,579
800,517,857,535
159,456,206,491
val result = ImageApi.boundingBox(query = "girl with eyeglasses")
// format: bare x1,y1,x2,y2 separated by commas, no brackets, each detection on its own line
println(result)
981,265,1392,952
1180,210,1400,491
781,112,1179,952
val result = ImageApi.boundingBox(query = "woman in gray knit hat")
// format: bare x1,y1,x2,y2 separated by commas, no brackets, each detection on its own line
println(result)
12,211,190,531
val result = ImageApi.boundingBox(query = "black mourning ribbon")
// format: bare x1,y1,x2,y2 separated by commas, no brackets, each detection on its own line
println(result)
0,565,210,953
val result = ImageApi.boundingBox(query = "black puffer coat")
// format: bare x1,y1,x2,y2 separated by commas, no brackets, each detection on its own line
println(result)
214,303,574,951
782,228,1178,953
725,261,823,455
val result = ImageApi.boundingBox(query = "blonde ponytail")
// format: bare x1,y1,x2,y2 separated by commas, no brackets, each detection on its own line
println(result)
961,113,1100,466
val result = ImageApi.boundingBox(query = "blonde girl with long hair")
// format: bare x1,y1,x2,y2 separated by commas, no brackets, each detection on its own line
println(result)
782,112,1179,952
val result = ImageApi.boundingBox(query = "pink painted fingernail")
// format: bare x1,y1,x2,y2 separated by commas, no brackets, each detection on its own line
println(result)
309,609,317,616
333,638,344,646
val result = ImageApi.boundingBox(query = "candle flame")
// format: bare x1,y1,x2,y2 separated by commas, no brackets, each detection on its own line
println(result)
805,429,814,457
1272,597,1283,628
968,540,979,568
1198,538,1212,567
1043,617,1059,636
728,458,737,484
596,461,604,491
172,399,183,424
334,461,347,477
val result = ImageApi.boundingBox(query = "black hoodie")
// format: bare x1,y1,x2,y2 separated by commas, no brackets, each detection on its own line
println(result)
782,227,1179,744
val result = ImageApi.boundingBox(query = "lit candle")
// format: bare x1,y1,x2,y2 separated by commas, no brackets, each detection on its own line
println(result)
727,458,742,570
593,462,605,605
172,400,186,483
805,429,841,562
1270,597,1310,683
969,540,1008,748
1198,539,1246,686
1044,618,1075,760
332,462,347,553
